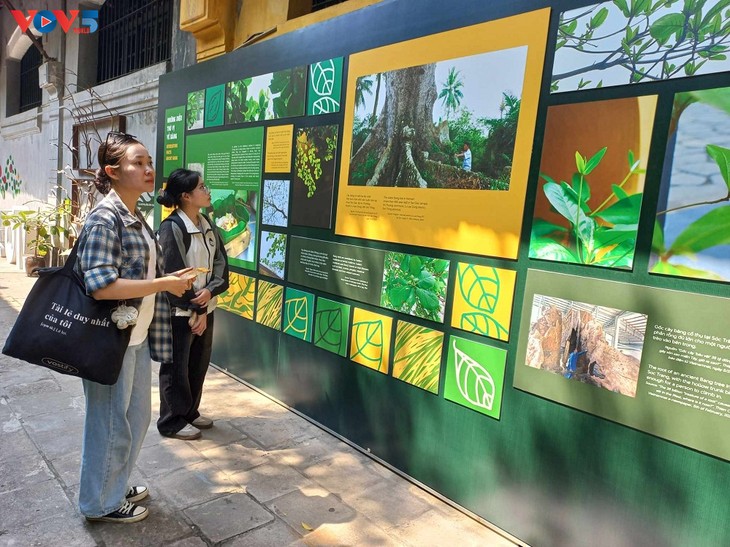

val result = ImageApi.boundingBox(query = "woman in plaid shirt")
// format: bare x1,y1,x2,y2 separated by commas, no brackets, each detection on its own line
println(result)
74,132,193,524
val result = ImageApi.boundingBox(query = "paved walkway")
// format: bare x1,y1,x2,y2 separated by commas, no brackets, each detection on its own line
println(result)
0,260,521,546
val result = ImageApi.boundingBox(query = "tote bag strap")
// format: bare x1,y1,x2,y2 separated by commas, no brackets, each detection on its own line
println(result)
62,206,125,277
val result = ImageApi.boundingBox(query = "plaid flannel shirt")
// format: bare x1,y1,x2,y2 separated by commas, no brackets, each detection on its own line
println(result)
73,190,173,363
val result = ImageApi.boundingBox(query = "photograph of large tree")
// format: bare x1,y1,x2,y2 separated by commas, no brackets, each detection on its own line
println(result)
349,47,526,190
335,9,550,258
552,0,730,93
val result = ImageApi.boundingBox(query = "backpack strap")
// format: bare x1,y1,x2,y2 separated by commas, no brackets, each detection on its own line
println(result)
161,210,192,253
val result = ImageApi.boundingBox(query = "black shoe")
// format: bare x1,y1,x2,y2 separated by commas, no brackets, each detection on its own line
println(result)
86,501,149,523
126,486,149,503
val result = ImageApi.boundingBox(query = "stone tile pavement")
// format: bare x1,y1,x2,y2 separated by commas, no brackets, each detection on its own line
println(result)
0,260,523,546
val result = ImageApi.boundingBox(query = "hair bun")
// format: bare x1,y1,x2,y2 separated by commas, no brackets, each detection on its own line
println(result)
94,167,112,195
156,189,173,207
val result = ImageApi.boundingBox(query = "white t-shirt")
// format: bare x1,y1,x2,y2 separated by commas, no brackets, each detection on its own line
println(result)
128,226,157,347
173,210,218,315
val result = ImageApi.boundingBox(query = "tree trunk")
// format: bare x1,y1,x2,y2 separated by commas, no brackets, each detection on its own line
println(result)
351,64,441,187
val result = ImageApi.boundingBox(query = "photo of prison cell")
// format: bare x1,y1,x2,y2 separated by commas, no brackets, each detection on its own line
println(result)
525,295,647,397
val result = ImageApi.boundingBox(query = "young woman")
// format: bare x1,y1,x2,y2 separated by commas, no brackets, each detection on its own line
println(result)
75,132,193,523
156,168,228,441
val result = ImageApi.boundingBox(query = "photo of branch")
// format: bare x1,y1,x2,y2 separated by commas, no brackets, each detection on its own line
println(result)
552,0,730,93
349,47,527,190
529,96,656,269
525,294,646,398
651,85,730,281
262,179,290,227
258,230,287,280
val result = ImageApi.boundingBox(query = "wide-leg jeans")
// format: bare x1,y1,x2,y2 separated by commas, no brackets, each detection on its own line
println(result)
78,338,151,517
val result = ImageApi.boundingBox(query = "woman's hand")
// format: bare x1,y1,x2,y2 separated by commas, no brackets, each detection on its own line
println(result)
163,274,193,297
190,311,207,336
190,288,212,307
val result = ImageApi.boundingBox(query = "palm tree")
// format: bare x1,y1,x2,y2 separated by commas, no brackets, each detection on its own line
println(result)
355,76,373,112
438,67,464,121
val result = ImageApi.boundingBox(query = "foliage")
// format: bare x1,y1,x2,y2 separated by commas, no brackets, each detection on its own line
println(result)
1,199,72,258
186,90,204,129
553,0,730,91
271,67,306,119
652,144,730,279
530,147,645,268
380,252,449,322
295,126,339,197
479,93,520,183
354,76,373,111
260,231,287,277
438,67,464,121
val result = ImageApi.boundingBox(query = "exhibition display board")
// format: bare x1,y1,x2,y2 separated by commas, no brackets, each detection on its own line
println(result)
157,1,730,545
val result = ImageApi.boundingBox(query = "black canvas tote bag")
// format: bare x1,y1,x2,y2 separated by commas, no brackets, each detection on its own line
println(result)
2,232,132,385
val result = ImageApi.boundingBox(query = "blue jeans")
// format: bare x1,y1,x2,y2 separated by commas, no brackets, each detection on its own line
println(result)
78,338,151,517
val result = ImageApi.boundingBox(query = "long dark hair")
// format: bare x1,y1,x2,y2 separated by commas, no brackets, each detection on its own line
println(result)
156,168,201,208
94,132,143,195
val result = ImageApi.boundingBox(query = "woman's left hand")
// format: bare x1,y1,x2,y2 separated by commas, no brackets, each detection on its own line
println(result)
190,311,207,336
190,288,212,307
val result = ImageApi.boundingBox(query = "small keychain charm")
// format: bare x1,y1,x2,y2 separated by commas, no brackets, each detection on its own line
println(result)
111,303,139,330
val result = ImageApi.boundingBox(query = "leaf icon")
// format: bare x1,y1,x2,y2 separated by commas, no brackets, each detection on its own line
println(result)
352,320,384,368
452,339,495,411
284,296,310,337
460,312,508,340
314,307,344,349
458,264,500,313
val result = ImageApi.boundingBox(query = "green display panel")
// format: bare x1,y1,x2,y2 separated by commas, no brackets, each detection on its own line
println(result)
514,269,730,461
159,1,730,545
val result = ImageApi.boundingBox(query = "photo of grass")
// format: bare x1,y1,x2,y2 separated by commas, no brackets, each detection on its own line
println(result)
262,179,290,227
314,298,351,357
186,90,205,130
283,288,314,342
525,294,646,398
225,67,306,124
217,272,256,320
380,252,449,323
444,335,506,420
291,124,339,229
393,321,444,394
529,96,657,270
349,47,527,190
255,280,283,330
551,0,730,93
258,230,287,280
308,57,344,115
651,85,730,282
451,263,516,341
350,307,392,374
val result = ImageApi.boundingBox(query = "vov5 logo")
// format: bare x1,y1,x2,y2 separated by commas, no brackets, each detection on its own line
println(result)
11,10,99,34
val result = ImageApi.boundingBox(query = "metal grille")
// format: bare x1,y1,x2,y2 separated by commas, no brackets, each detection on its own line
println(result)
312,0,351,11
19,45,42,112
96,0,172,84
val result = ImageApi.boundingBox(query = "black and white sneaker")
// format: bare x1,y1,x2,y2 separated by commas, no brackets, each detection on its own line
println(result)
126,486,149,503
86,501,149,523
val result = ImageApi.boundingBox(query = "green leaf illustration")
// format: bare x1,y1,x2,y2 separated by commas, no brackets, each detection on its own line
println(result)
460,312,509,340
453,339,496,411
458,264,500,313
284,296,310,338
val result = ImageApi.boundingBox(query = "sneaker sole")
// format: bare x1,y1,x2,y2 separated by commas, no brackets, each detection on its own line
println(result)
86,508,149,524
192,421,213,429
171,431,201,440
126,489,149,503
